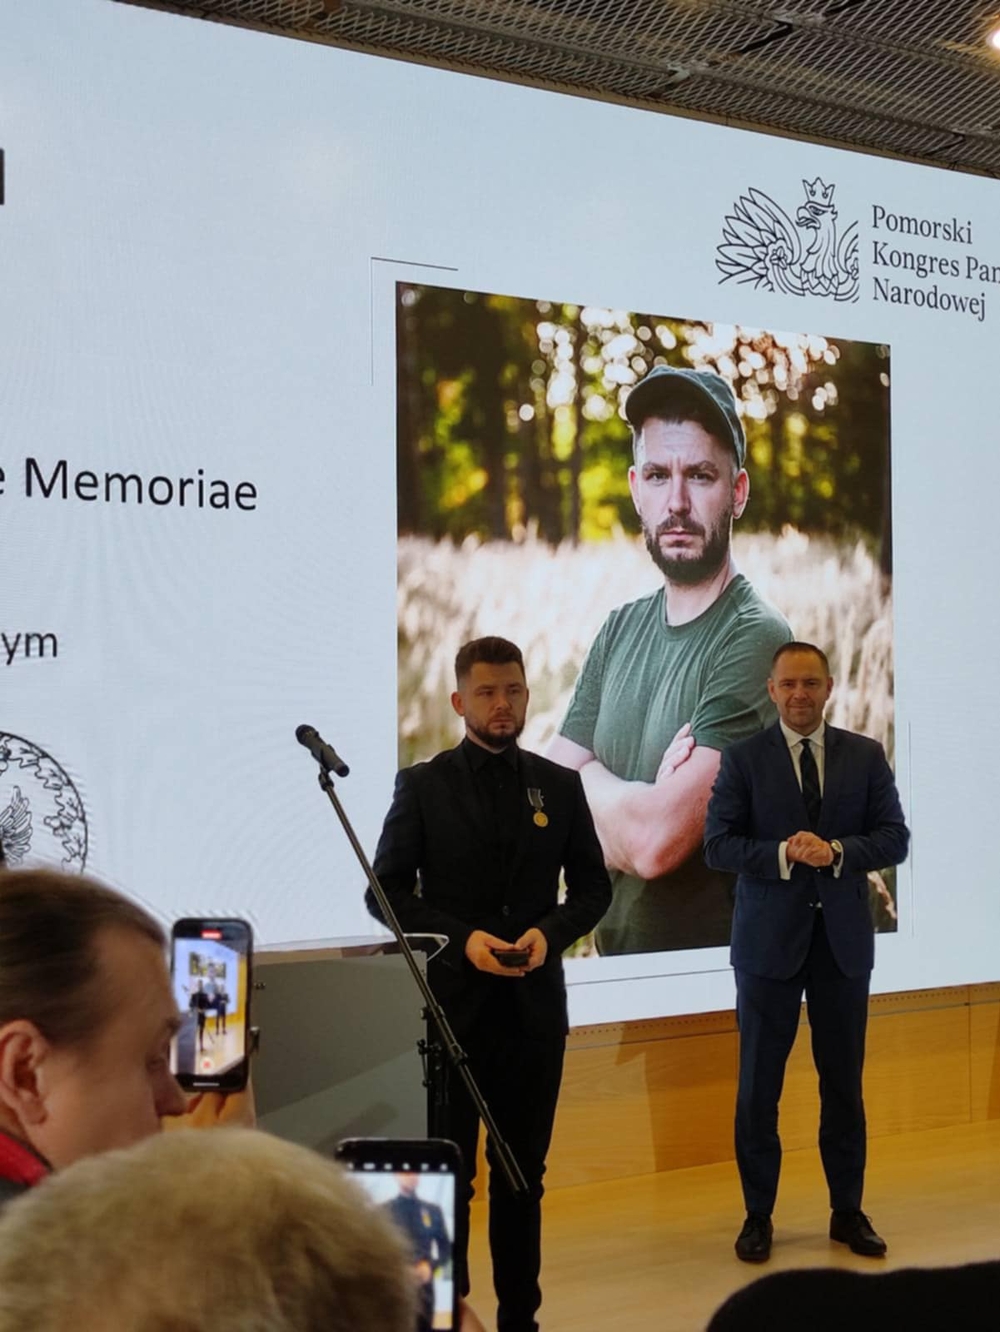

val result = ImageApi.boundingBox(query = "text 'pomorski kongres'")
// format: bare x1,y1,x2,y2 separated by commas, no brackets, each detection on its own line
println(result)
870,204,996,323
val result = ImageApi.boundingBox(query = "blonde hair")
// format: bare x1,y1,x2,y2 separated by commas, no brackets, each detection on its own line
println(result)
0,1129,415,1332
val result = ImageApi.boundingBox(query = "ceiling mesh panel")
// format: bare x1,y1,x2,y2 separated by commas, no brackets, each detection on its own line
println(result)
114,1,1000,175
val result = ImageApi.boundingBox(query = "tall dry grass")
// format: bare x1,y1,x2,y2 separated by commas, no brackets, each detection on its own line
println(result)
397,528,894,768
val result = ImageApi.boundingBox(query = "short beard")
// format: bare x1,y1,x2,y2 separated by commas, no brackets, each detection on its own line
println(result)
466,718,525,751
642,511,733,587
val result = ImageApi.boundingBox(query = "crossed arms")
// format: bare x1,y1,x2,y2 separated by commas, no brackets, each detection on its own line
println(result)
548,724,719,880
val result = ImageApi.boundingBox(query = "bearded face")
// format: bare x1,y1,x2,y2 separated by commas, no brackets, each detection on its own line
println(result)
640,498,735,585
629,419,743,588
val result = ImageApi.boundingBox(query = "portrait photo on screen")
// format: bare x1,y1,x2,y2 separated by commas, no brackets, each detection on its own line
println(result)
395,282,895,959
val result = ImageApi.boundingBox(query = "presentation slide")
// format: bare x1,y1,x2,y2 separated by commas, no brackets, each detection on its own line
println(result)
2,0,998,1022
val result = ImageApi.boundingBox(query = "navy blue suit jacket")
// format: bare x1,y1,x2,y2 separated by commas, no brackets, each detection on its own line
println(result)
368,743,612,1039
704,722,909,980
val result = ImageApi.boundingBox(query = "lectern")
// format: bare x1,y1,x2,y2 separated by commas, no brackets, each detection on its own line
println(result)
251,937,429,1153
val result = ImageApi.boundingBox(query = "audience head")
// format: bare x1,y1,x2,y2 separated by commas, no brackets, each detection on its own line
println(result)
0,868,186,1168
0,1127,415,1332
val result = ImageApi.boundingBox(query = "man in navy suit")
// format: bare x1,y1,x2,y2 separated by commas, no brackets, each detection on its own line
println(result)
369,636,611,1332
704,641,909,1264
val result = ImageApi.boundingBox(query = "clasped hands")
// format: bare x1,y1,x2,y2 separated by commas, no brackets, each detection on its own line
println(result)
464,927,548,976
786,830,835,867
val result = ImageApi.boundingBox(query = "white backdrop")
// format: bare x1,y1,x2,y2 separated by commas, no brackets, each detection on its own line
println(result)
2,0,998,1022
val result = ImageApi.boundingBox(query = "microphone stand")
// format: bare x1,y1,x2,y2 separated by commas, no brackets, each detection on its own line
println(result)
310,763,527,1196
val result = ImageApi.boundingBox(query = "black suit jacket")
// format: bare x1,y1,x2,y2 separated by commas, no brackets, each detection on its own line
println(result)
704,722,909,979
384,1193,452,1268
368,743,611,1039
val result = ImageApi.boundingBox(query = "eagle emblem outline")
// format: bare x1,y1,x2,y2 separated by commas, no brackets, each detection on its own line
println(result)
716,178,859,303
0,732,88,871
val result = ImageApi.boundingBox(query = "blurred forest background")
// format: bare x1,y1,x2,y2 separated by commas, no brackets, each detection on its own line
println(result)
396,284,896,925
397,284,890,549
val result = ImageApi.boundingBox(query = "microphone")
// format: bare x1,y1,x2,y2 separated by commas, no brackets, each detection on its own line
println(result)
295,724,350,777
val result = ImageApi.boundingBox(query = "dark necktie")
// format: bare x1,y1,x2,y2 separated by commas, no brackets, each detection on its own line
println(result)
799,738,822,828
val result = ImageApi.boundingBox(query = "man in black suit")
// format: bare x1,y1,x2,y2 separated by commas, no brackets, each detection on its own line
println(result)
369,636,612,1332
704,641,909,1264
383,1172,453,1332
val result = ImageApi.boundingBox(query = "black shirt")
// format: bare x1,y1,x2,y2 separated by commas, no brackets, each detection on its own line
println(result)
462,738,520,880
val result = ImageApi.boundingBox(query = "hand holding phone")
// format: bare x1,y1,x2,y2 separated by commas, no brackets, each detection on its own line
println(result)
336,1138,463,1332
464,930,528,975
512,927,548,970
170,917,253,1092
491,947,530,969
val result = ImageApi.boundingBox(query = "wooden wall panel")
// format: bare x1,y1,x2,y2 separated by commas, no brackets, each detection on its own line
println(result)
548,1027,738,1187
864,1002,972,1135
970,985,1000,1122
539,982,1000,1187
256,950,1000,1187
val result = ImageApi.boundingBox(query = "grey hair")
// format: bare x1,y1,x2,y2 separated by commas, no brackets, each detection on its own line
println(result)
0,1128,416,1332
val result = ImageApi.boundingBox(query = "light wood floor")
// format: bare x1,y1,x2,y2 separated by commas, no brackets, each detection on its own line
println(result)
467,1119,1000,1329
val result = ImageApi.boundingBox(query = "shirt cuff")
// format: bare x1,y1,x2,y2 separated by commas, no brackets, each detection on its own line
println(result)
830,839,844,878
778,841,791,880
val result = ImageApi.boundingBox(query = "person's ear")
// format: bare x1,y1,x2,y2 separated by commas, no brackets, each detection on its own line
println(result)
451,689,465,718
0,1021,51,1128
627,464,641,516
733,469,750,520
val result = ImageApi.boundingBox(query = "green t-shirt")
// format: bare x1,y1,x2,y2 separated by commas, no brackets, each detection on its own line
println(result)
560,574,792,954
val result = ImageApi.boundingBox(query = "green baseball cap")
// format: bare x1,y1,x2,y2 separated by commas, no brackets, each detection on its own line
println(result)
625,366,746,468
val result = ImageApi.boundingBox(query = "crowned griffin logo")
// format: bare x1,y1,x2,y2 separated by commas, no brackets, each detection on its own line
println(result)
717,179,859,303
0,733,88,871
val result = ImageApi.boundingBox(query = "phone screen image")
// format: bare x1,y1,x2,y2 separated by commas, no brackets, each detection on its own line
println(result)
170,918,252,1091
338,1143,459,1331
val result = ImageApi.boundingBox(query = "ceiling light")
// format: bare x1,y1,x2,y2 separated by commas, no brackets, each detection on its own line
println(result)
989,25,1000,52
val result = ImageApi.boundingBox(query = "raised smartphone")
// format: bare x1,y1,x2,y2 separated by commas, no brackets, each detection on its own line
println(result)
170,917,253,1091
335,1137,463,1331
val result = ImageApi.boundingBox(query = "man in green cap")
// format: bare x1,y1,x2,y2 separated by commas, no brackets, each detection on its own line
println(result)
549,366,792,955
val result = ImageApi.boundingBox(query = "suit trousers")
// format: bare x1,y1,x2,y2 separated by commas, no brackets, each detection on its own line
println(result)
735,910,870,1216
434,1003,565,1332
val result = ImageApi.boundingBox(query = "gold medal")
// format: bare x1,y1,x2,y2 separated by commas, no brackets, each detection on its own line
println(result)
528,788,547,828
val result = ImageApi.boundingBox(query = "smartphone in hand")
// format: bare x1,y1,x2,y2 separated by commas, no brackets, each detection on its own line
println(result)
491,947,530,969
170,917,253,1092
336,1137,463,1331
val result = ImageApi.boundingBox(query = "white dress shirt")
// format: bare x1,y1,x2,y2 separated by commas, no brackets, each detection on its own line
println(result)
777,720,842,880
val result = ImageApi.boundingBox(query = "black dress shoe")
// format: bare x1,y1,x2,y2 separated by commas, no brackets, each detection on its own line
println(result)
830,1209,888,1257
735,1212,773,1263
